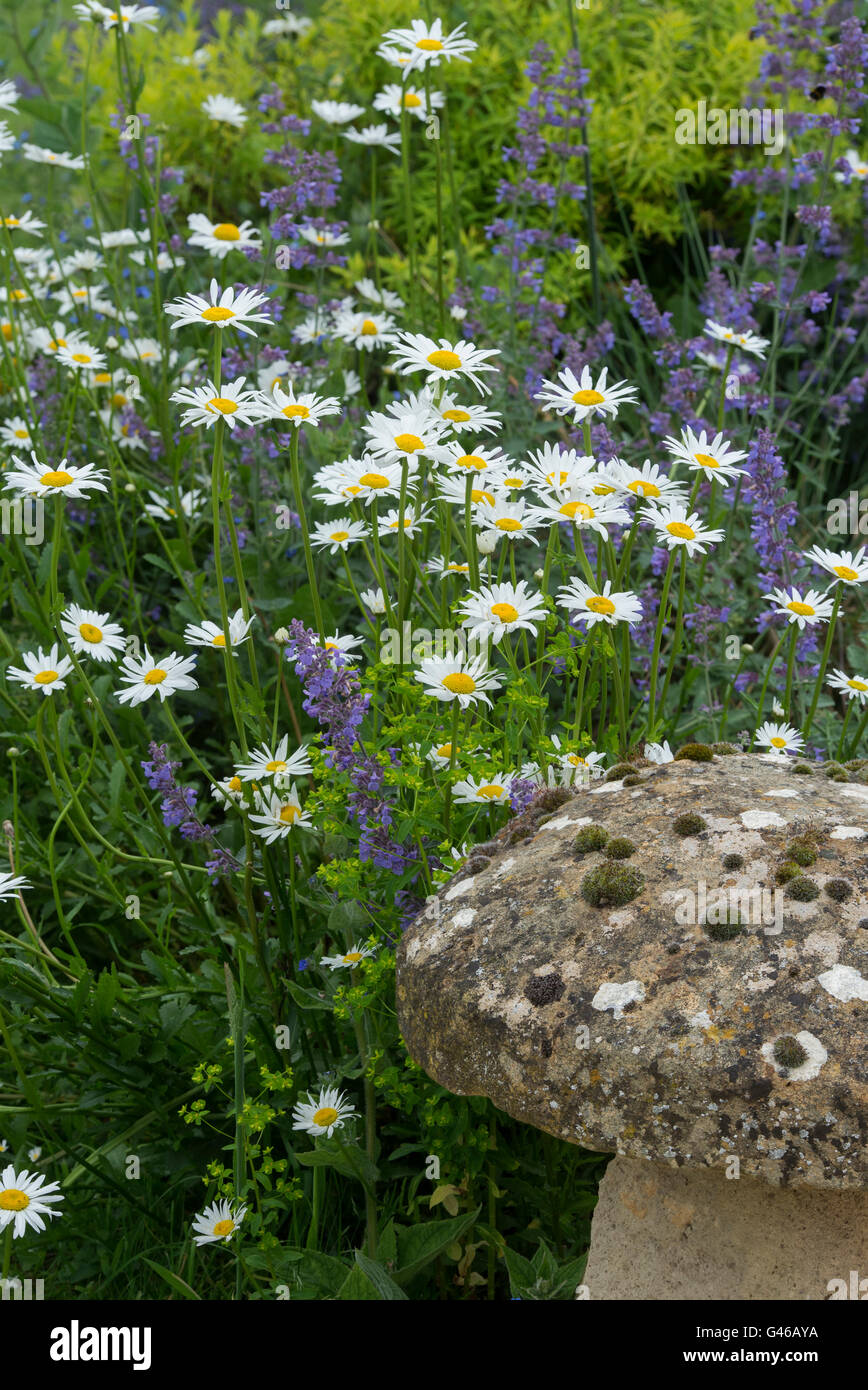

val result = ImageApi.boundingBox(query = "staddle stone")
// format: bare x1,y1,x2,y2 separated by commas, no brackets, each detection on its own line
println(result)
396,752,868,1299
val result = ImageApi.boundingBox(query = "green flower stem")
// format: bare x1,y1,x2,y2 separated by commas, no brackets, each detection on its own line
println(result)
464,473,480,588
658,550,688,717
424,64,445,333
803,587,841,738
443,700,461,838
573,626,595,741
645,551,676,736
349,998,378,1259
209,337,248,756
749,632,786,748
783,623,799,717
306,1160,324,1251
288,427,326,643
400,97,418,319
846,703,868,759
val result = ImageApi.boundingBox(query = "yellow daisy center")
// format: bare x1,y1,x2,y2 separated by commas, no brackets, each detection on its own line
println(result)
111,392,128,408
3,217,20,227
833,565,859,581
330,529,350,542
427,349,461,370
266,760,288,773
201,305,235,322
491,602,518,622
770,736,787,748
495,517,522,531
566,754,588,766
456,454,485,470
571,388,605,406
436,743,453,757
446,563,468,571
561,501,594,520
417,37,444,50
360,319,378,335
213,223,241,241
359,472,390,489
629,480,661,497
79,622,103,643
666,521,695,540
94,372,111,384
211,633,226,646
478,784,504,799
228,776,242,792
0,1189,29,1211
313,1106,339,1126
2,325,12,341
586,596,616,615
394,432,424,452
592,483,616,496
847,679,868,691
786,601,814,616
13,429,28,438
207,397,238,414
694,452,719,469
71,352,92,364
442,672,476,694
34,670,59,685
213,1219,234,1236
41,470,73,487
10,289,27,301
501,476,524,489
343,951,363,962
472,489,495,505
403,93,422,108
282,404,310,419
442,408,470,422
144,668,168,685
279,804,300,823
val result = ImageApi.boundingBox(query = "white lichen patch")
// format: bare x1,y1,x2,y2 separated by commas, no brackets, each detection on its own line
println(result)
539,814,592,832
450,908,476,930
830,825,867,840
763,788,800,798
445,876,475,901
591,979,645,1017
740,808,788,829
817,964,868,1003
802,930,841,966
689,1009,713,1029
606,908,637,933
590,780,625,795
761,1030,828,1081
492,857,515,879
838,785,868,802
743,961,777,993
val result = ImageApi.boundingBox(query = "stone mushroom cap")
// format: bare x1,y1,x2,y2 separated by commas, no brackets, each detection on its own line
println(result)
396,752,868,1190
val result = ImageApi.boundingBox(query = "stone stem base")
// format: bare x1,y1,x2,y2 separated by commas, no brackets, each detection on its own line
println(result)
582,1156,868,1300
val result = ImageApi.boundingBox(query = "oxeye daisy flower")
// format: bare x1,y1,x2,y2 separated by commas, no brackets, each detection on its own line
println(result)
170,376,264,430
256,359,298,397
298,224,351,249
645,740,674,764
478,496,542,543
55,342,108,373
343,123,401,154
101,4,161,30
834,149,868,182
458,580,547,645
604,458,687,502
326,456,412,506
164,278,272,337
4,452,108,500
0,872,30,901
763,585,835,630
827,669,868,704
703,319,769,358
438,440,512,477
183,610,255,652
6,644,73,695
292,1086,356,1138
186,214,262,259
191,1198,247,1247
415,652,502,709
21,143,85,170
645,502,725,557
663,427,748,484
534,364,638,424
354,277,405,311
319,632,365,663
201,93,246,128
528,492,630,537
60,605,126,662
1,211,45,237
333,307,399,350
433,395,501,435
525,443,597,493
263,15,312,37
320,943,376,970
804,545,868,587
311,99,365,125
27,1148,41,1164
257,382,341,427
363,404,448,461
234,736,313,786
0,1164,64,1238
379,506,432,538
311,517,368,554
115,648,198,705
373,84,444,122
755,721,805,756
427,556,472,580
390,332,500,395
452,773,516,807
0,80,19,112
557,579,642,629
144,487,207,522
117,336,164,365
381,18,477,72
360,586,387,614
212,774,247,808
0,416,34,448
249,786,311,841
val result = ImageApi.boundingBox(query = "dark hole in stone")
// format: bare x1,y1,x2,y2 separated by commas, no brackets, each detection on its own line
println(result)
524,973,565,1006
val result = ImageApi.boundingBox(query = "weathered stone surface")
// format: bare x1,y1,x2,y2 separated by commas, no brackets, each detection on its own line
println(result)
396,753,868,1189
583,1156,868,1300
